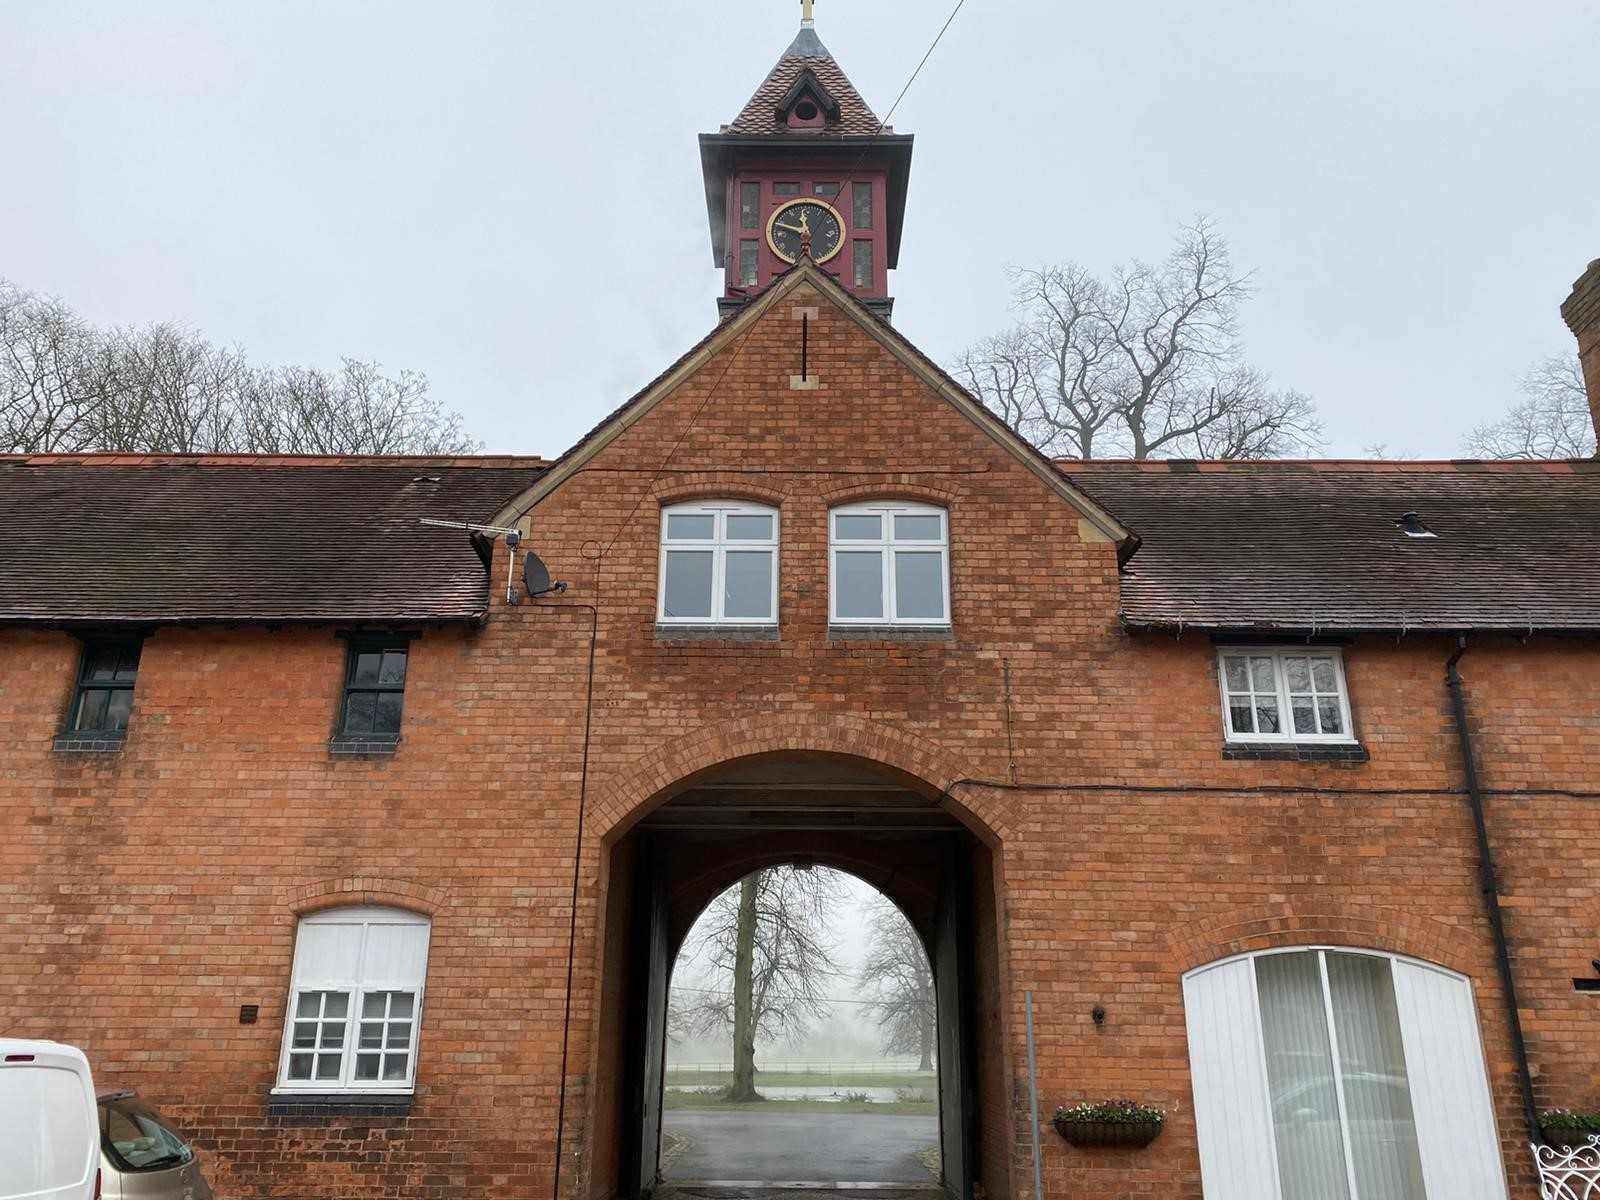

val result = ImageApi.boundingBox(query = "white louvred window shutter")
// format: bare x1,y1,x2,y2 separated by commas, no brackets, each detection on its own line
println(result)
293,920,363,984
363,918,430,984
1390,960,1509,1200
1184,957,1281,1199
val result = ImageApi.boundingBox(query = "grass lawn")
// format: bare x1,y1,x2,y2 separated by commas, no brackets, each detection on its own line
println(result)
663,1091,936,1116
664,1069,936,1089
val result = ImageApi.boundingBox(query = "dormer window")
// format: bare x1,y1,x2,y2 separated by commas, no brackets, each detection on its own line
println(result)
776,68,839,129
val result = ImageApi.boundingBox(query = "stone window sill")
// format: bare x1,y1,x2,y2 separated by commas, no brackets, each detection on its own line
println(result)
827,625,954,643
1222,741,1369,763
328,734,401,758
53,732,126,754
654,624,779,643
268,1091,413,1118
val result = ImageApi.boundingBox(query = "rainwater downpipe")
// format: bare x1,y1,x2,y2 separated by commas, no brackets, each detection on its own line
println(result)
1444,636,1540,1145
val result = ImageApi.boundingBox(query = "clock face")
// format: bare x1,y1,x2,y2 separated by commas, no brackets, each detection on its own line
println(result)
767,198,844,265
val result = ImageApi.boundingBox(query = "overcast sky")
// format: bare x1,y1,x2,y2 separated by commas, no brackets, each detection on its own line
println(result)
2,1,1596,458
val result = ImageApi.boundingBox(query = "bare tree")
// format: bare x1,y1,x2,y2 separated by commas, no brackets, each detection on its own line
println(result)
0,277,480,455
236,360,475,455
857,898,935,1071
673,866,845,1102
85,324,251,453
953,220,1322,459
1463,353,1595,459
1,281,100,453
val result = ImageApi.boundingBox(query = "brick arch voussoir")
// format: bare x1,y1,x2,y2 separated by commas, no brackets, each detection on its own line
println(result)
1168,900,1481,978
590,713,994,843
287,876,448,919
649,475,791,510
817,477,965,508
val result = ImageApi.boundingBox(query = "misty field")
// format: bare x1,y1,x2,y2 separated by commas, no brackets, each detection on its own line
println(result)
663,1069,938,1114
663,1091,936,1115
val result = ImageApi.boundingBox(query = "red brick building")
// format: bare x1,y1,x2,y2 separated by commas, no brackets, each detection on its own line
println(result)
5,13,1600,1200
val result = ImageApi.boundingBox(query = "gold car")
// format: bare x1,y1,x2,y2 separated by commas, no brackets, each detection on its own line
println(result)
97,1092,214,1200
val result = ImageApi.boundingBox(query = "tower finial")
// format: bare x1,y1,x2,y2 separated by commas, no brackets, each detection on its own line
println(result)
800,0,814,28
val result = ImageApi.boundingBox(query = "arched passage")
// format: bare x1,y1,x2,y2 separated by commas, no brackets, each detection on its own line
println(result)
587,751,1010,1200
663,863,939,1185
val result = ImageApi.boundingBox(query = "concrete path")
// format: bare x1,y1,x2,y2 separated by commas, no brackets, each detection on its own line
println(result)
662,1109,940,1184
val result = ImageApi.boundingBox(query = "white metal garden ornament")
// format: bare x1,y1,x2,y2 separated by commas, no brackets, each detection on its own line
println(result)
1535,1138,1600,1200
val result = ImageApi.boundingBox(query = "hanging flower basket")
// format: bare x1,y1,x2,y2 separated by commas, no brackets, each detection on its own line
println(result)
1540,1110,1600,1152
1053,1101,1165,1149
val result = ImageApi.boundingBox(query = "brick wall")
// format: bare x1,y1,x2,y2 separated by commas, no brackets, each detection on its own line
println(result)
3,279,1598,1199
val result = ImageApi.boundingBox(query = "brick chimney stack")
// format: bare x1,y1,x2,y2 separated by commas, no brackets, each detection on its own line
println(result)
1561,257,1600,448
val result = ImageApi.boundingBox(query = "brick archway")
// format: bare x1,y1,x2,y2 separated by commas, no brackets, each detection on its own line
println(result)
584,721,1014,1200
590,711,1003,845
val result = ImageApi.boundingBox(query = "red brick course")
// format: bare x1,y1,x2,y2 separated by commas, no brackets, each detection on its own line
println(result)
3,278,1597,1200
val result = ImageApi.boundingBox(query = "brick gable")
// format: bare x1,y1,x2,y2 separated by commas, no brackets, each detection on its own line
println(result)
497,261,1127,547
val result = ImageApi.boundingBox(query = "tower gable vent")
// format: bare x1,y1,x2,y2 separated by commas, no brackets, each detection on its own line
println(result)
777,68,840,128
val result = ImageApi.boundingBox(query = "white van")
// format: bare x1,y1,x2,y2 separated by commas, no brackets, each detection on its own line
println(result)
0,1040,99,1200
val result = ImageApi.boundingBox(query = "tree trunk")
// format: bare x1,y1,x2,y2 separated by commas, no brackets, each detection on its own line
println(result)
729,874,761,1102
918,985,934,1072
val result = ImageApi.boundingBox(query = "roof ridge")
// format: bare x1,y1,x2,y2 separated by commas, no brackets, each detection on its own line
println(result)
1,453,552,468
1055,457,1600,473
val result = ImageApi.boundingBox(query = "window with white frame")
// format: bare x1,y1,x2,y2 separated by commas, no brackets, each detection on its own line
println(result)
829,502,949,625
1218,647,1355,742
658,501,779,625
276,906,431,1093
1183,947,1508,1200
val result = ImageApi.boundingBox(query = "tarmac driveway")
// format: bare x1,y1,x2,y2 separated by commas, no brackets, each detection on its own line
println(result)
663,1109,940,1184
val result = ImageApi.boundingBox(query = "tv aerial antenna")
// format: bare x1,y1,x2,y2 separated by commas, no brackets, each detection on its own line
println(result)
418,518,566,603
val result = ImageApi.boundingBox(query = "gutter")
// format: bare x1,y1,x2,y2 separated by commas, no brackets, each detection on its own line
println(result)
1444,637,1541,1145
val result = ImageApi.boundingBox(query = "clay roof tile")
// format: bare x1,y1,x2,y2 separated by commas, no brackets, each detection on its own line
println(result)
0,456,548,625
725,26,884,137
1060,458,1600,633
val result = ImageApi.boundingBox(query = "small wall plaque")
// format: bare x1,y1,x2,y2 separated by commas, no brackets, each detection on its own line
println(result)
239,1004,259,1024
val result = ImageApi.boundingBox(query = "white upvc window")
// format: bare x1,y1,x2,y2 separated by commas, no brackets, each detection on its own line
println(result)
275,906,431,1094
828,502,950,626
1217,646,1355,743
1183,947,1508,1200
658,501,779,625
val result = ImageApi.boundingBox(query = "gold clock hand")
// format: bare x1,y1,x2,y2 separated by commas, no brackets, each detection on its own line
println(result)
775,221,807,235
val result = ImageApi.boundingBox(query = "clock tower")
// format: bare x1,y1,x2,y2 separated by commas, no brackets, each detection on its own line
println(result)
699,3,914,321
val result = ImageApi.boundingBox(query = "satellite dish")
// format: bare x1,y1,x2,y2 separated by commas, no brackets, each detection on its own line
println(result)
523,551,555,597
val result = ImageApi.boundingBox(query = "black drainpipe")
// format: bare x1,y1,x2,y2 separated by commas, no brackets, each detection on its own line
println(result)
1445,636,1540,1145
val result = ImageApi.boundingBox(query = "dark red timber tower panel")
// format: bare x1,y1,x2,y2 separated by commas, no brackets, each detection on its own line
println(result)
700,0,914,321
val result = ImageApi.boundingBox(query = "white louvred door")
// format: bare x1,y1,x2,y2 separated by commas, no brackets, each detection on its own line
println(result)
1184,957,1281,1199
1390,960,1509,1200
